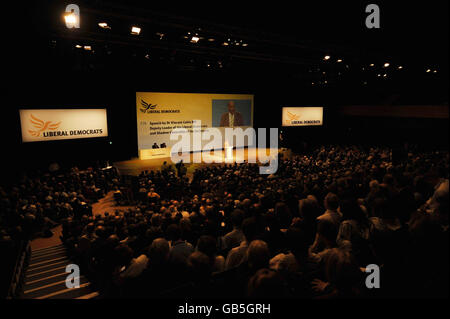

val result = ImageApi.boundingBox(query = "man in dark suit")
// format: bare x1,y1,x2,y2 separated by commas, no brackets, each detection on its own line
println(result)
220,101,244,127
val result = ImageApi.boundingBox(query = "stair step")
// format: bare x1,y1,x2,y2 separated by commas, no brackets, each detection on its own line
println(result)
31,247,66,258
37,282,93,299
76,291,100,299
32,244,64,253
26,260,71,275
30,251,67,263
23,276,88,299
24,272,69,291
28,256,68,268
26,264,68,278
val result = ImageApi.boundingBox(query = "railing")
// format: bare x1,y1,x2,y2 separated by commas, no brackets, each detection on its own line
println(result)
6,240,31,299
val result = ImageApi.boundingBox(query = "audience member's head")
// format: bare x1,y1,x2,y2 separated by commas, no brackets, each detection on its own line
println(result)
147,238,170,266
187,251,212,282
324,248,361,294
247,268,286,298
242,217,259,242
247,240,270,271
324,192,339,211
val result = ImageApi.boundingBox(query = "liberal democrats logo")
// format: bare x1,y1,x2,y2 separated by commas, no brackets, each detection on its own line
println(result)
285,111,301,125
139,99,181,114
140,100,157,113
28,114,61,137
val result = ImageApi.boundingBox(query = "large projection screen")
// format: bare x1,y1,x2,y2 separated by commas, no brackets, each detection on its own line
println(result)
136,92,254,153
282,107,323,127
20,109,108,142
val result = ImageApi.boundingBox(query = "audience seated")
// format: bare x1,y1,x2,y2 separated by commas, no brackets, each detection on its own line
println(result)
2,144,448,298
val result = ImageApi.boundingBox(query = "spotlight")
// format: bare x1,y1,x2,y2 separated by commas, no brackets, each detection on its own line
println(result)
426,69,431,73
65,13,77,26
433,70,438,73
397,66,403,70
190,36,200,43
370,63,375,67
337,59,343,63
324,55,331,60
98,22,110,29
383,73,387,78
384,63,390,68
242,43,248,47
222,42,229,46
207,38,215,42
131,26,141,35
75,44,82,49
83,45,91,51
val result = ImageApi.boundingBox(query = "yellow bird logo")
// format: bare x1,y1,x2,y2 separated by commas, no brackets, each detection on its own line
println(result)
285,111,300,124
287,111,300,121
28,114,61,137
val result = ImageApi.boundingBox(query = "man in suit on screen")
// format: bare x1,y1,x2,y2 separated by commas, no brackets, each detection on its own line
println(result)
220,101,244,127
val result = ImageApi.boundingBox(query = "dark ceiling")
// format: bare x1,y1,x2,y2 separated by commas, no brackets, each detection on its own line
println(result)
6,0,450,105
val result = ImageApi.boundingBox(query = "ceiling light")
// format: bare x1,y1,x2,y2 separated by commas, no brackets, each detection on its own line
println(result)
370,63,375,67
207,38,215,42
397,66,403,70
222,42,229,46
433,70,438,73
98,22,110,29
190,36,200,43
384,63,390,68
242,43,248,47
83,45,91,51
426,69,431,73
64,13,78,27
131,26,141,35
75,44,82,48
337,59,343,63
324,55,331,60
